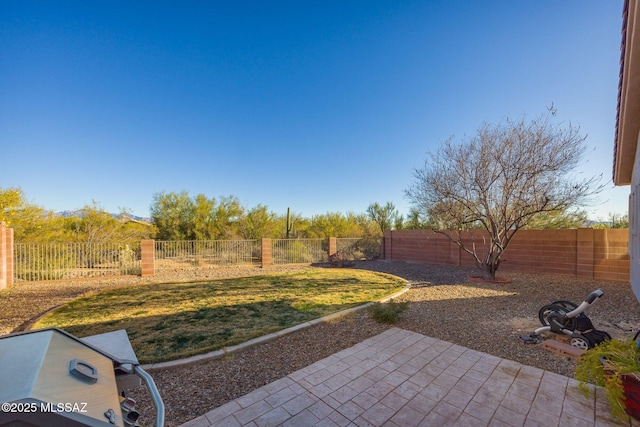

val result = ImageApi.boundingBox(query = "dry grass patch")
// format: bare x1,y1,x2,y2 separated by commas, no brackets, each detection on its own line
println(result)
32,268,405,363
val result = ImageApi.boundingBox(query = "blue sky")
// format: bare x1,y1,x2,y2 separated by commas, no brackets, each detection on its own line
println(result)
0,0,629,221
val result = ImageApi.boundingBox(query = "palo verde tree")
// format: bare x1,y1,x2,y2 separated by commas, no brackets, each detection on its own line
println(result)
366,202,401,234
405,110,603,280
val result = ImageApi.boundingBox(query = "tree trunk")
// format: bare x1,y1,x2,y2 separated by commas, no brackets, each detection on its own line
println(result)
481,263,496,280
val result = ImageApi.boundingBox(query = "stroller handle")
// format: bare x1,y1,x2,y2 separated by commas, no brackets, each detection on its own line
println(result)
584,289,604,305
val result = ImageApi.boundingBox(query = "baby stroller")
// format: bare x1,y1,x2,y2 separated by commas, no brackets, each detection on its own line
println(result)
526,289,611,350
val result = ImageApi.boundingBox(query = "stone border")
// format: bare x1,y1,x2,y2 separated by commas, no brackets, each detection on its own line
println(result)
141,283,410,372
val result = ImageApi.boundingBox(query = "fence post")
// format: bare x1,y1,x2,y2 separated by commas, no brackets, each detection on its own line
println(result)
260,237,271,268
141,239,155,277
6,226,13,287
328,237,337,259
261,238,271,268
384,230,392,260
0,223,6,289
0,223,12,289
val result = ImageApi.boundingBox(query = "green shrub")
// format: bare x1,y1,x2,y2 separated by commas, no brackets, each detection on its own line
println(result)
368,299,409,324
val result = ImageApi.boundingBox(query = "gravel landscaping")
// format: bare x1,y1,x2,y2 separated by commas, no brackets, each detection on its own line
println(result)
3,260,640,427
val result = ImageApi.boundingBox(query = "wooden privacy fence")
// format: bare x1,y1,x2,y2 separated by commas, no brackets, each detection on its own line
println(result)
383,228,630,282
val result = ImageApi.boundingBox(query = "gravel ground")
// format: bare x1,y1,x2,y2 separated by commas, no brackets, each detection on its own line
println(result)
3,261,640,427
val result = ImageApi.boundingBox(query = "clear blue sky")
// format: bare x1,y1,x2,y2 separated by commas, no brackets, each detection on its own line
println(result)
0,0,630,220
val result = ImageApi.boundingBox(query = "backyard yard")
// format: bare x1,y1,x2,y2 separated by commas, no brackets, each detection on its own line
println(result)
2,260,640,426
30,268,405,363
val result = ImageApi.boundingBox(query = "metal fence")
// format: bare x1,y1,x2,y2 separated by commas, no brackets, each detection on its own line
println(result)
336,237,382,260
271,239,327,264
12,237,383,282
13,242,141,282
154,240,260,272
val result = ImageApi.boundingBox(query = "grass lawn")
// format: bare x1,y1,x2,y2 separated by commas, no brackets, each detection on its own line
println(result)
32,268,405,363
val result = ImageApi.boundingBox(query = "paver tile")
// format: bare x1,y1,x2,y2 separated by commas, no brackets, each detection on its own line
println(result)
309,382,334,398
213,415,243,427
464,399,496,422
265,386,301,407
394,379,422,400
178,328,630,427
306,368,336,386
204,400,242,424
379,391,409,412
563,396,596,422
307,400,334,420
433,371,460,388
234,400,273,425
453,411,485,427
419,382,449,402
323,373,352,392
330,384,360,404
282,392,317,416
253,407,290,427
360,402,394,425
236,388,271,409
419,408,455,426
336,401,366,420
348,375,375,394
525,406,561,426
432,399,463,420
179,416,210,427
407,370,436,387
389,404,426,426
531,391,564,416
365,380,395,400
494,404,527,426
406,393,437,416
443,388,474,409
262,377,294,395
453,375,484,395
501,393,534,415
351,392,378,410
327,409,352,427
321,394,342,410
381,370,410,388
506,381,538,402
280,408,319,427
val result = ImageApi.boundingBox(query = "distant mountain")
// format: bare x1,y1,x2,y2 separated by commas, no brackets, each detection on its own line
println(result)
55,210,152,223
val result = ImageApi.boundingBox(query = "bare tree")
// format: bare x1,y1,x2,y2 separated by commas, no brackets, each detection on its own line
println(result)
405,111,603,280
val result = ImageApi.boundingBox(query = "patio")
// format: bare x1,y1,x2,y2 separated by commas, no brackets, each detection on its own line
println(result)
179,328,633,427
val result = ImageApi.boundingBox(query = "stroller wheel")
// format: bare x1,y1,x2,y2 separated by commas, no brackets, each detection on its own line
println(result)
538,303,577,329
570,335,592,350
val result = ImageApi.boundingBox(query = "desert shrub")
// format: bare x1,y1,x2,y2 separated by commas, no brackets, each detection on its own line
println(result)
368,299,410,324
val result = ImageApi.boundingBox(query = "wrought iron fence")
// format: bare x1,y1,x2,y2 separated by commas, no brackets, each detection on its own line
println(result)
271,239,327,264
154,240,260,271
12,237,382,282
336,237,382,260
13,242,141,282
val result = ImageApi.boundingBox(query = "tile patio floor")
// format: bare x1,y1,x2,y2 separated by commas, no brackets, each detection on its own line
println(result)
180,328,637,427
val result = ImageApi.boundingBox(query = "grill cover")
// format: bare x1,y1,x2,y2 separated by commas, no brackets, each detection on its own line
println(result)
0,328,125,426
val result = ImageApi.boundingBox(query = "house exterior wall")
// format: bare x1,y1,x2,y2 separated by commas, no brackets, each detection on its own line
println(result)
630,134,640,299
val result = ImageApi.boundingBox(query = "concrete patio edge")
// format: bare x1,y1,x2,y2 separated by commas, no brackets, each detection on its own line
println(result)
141,283,410,373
